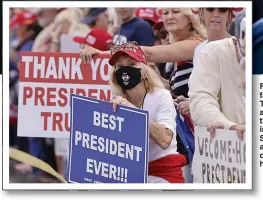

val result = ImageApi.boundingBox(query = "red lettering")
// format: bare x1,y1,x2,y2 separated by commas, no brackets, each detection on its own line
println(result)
65,112,70,132
58,88,68,107
41,112,51,131
69,88,74,96
20,52,111,84
24,87,111,108
100,89,111,101
53,112,63,131
47,88,57,106
104,62,109,76
23,87,33,105
88,89,97,99
76,88,86,96
34,87,45,106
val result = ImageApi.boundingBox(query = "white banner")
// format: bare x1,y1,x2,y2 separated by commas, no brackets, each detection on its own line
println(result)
54,35,81,155
60,34,81,53
18,52,112,138
192,127,246,183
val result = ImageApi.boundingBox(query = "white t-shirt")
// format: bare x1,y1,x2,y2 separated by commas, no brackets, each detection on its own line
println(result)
143,87,178,162
193,40,208,67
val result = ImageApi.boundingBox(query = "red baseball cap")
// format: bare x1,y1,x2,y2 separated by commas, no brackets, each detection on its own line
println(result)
109,42,147,66
155,8,163,17
10,11,37,28
136,8,159,24
153,18,164,30
73,28,113,51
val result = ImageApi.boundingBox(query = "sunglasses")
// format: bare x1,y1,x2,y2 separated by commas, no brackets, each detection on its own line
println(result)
110,41,140,54
157,31,168,40
205,8,231,13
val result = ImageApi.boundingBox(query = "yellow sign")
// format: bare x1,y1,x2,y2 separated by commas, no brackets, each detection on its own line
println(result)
9,147,67,183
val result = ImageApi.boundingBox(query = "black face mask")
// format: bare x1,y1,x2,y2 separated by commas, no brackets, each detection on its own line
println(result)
114,65,142,90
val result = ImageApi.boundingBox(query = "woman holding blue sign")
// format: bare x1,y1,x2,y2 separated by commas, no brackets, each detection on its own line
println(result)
106,41,187,183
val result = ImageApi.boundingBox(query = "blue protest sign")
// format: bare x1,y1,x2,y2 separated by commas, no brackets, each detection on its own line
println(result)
68,94,149,183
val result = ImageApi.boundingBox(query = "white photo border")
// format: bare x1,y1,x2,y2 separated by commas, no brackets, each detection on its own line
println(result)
2,0,252,190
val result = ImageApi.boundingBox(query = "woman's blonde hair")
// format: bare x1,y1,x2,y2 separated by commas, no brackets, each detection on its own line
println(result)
109,61,165,97
166,8,207,43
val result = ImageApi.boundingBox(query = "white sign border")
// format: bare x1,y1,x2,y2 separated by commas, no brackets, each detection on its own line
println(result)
67,95,149,184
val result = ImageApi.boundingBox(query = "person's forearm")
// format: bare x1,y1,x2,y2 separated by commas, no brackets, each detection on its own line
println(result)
189,93,236,129
141,40,200,63
149,120,173,149
100,50,110,55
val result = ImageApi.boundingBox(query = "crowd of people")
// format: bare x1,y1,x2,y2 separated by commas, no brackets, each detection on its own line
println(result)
9,7,246,183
